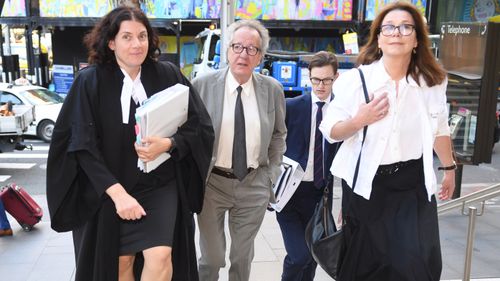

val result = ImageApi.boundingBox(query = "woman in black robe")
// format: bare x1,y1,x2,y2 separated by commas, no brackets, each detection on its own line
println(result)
46,6,214,281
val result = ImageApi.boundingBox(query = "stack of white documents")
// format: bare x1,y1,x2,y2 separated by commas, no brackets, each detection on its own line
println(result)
135,83,189,173
269,156,304,212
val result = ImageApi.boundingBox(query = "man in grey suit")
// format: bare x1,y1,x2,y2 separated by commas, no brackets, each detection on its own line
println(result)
192,19,286,281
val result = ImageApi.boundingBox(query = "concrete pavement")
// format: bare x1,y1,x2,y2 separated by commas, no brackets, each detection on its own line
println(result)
1,182,500,281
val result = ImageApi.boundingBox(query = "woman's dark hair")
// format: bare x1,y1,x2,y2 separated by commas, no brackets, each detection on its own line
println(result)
356,2,446,87
84,6,159,65
308,51,338,74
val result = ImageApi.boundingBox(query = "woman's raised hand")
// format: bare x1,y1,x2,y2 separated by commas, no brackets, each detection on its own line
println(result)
355,92,390,126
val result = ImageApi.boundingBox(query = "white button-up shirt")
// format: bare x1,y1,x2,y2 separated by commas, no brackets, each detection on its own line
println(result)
379,76,424,164
215,71,261,169
319,59,450,201
303,92,331,181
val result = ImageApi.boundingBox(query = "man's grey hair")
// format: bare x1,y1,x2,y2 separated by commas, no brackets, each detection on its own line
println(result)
225,19,270,56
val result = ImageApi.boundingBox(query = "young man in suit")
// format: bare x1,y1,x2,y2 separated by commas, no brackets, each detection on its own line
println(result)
192,19,286,281
276,51,340,281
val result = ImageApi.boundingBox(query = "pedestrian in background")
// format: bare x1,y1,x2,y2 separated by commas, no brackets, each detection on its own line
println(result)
276,51,340,281
192,19,287,281
46,6,213,281
0,199,13,237
320,2,455,280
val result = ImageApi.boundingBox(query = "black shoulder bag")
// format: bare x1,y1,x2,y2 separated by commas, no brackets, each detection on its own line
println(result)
304,68,370,279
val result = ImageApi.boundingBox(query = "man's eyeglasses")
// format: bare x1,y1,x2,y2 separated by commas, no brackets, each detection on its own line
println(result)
230,43,260,56
310,77,335,86
380,24,415,36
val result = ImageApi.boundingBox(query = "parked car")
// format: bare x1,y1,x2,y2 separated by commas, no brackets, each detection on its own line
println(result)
0,80,63,142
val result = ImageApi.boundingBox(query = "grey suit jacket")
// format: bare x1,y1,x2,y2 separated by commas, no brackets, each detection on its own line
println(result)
192,67,287,186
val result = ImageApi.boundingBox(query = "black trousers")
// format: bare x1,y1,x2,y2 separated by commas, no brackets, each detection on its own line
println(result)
276,181,332,281
339,158,442,281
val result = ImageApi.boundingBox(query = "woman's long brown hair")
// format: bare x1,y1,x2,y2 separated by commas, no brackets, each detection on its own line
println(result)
357,2,446,87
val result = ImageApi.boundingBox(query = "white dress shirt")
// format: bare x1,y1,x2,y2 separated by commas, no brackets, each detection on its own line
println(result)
319,59,450,201
120,68,148,124
215,71,261,169
303,93,331,182
379,77,423,164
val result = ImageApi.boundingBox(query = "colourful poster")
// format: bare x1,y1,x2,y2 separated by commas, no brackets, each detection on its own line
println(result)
139,0,220,19
239,0,353,20
38,0,218,18
365,0,427,21
463,0,500,22
38,0,352,20
39,0,114,17
1,0,27,17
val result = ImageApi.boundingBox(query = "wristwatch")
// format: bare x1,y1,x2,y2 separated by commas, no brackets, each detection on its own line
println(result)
438,161,457,171
168,137,177,153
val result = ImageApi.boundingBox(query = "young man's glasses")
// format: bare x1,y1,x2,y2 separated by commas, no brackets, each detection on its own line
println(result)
230,43,260,56
380,24,415,36
310,77,335,86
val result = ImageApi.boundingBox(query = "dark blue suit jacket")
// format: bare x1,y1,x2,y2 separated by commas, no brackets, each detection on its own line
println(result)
284,93,339,183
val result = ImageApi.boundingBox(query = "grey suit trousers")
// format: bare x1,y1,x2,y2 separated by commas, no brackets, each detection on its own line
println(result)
197,167,271,281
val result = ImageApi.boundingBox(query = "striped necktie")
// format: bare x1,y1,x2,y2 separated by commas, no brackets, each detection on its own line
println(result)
314,101,325,188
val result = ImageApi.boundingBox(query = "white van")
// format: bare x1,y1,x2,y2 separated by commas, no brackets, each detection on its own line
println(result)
190,28,221,80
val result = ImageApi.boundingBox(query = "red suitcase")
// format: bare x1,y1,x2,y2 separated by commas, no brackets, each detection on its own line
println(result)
0,183,43,231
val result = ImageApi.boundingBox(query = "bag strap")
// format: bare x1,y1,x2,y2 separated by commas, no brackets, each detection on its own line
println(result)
321,69,370,228
351,68,370,191
321,176,334,234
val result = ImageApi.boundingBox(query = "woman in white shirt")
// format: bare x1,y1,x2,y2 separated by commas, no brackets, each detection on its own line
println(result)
319,2,455,281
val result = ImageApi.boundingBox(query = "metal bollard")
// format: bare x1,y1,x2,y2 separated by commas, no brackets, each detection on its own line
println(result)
463,206,477,281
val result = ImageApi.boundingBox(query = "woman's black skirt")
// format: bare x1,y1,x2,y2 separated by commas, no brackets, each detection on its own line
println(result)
119,178,178,255
339,158,442,281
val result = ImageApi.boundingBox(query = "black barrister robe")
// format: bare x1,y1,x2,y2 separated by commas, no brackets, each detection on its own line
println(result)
46,59,214,281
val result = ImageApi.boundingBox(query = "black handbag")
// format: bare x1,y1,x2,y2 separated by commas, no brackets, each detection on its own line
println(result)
304,68,370,279
305,185,342,279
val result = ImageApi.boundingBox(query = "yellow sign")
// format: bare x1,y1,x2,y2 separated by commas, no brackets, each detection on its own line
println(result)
342,32,359,54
